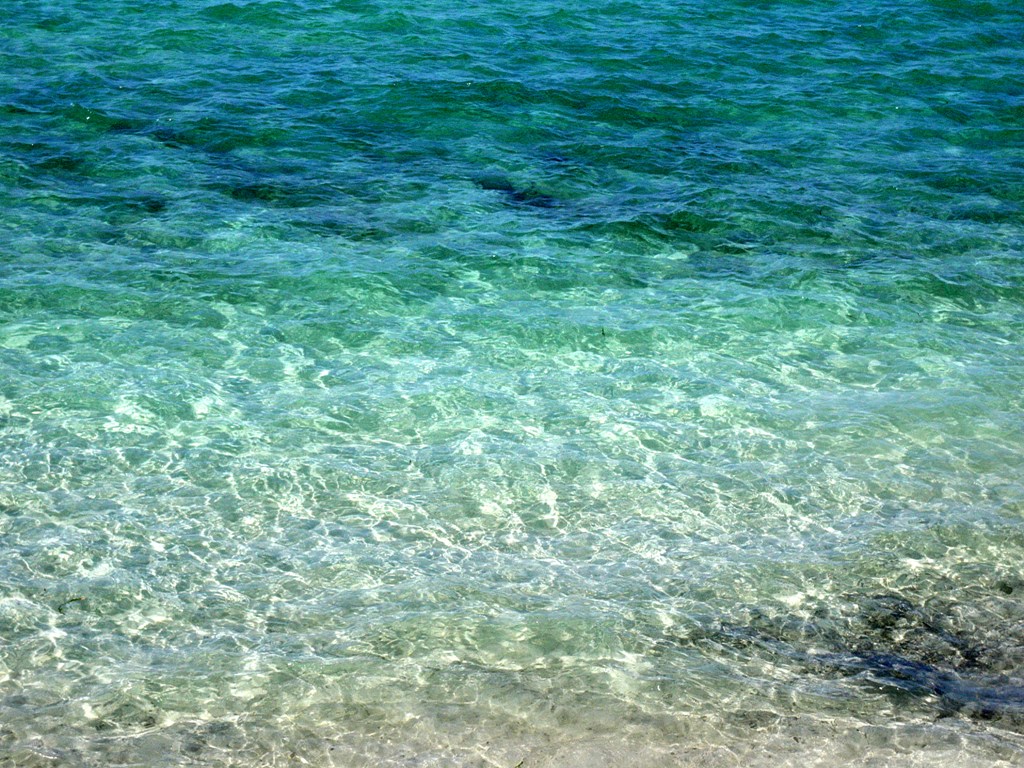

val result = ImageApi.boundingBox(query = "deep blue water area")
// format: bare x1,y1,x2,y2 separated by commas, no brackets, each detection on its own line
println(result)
2,1,1024,765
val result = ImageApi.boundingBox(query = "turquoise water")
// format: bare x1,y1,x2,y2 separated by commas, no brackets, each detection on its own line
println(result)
2,0,1024,764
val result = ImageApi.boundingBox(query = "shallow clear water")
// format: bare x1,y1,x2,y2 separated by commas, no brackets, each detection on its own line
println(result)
2,0,1024,765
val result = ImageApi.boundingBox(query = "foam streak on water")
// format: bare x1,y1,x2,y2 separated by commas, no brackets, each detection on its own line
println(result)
2,0,1024,765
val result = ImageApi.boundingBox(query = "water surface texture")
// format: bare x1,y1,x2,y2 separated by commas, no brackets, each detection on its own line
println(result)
2,0,1024,765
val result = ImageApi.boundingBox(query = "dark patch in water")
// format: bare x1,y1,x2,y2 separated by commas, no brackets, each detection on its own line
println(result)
510,189,557,208
288,216,387,241
34,14,74,31
34,153,86,174
574,209,725,251
475,174,558,208
147,118,279,155
808,651,1024,723
212,179,334,209
229,182,293,204
61,104,139,133
696,592,1024,728
151,127,189,150
1,103,41,117
997,579,1019,596
122,196,167,215
26,334,72,353
199,1,289,25
50,193,170,223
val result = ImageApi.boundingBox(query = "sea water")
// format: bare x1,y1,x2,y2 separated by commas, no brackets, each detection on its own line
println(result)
2,0,1023,765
